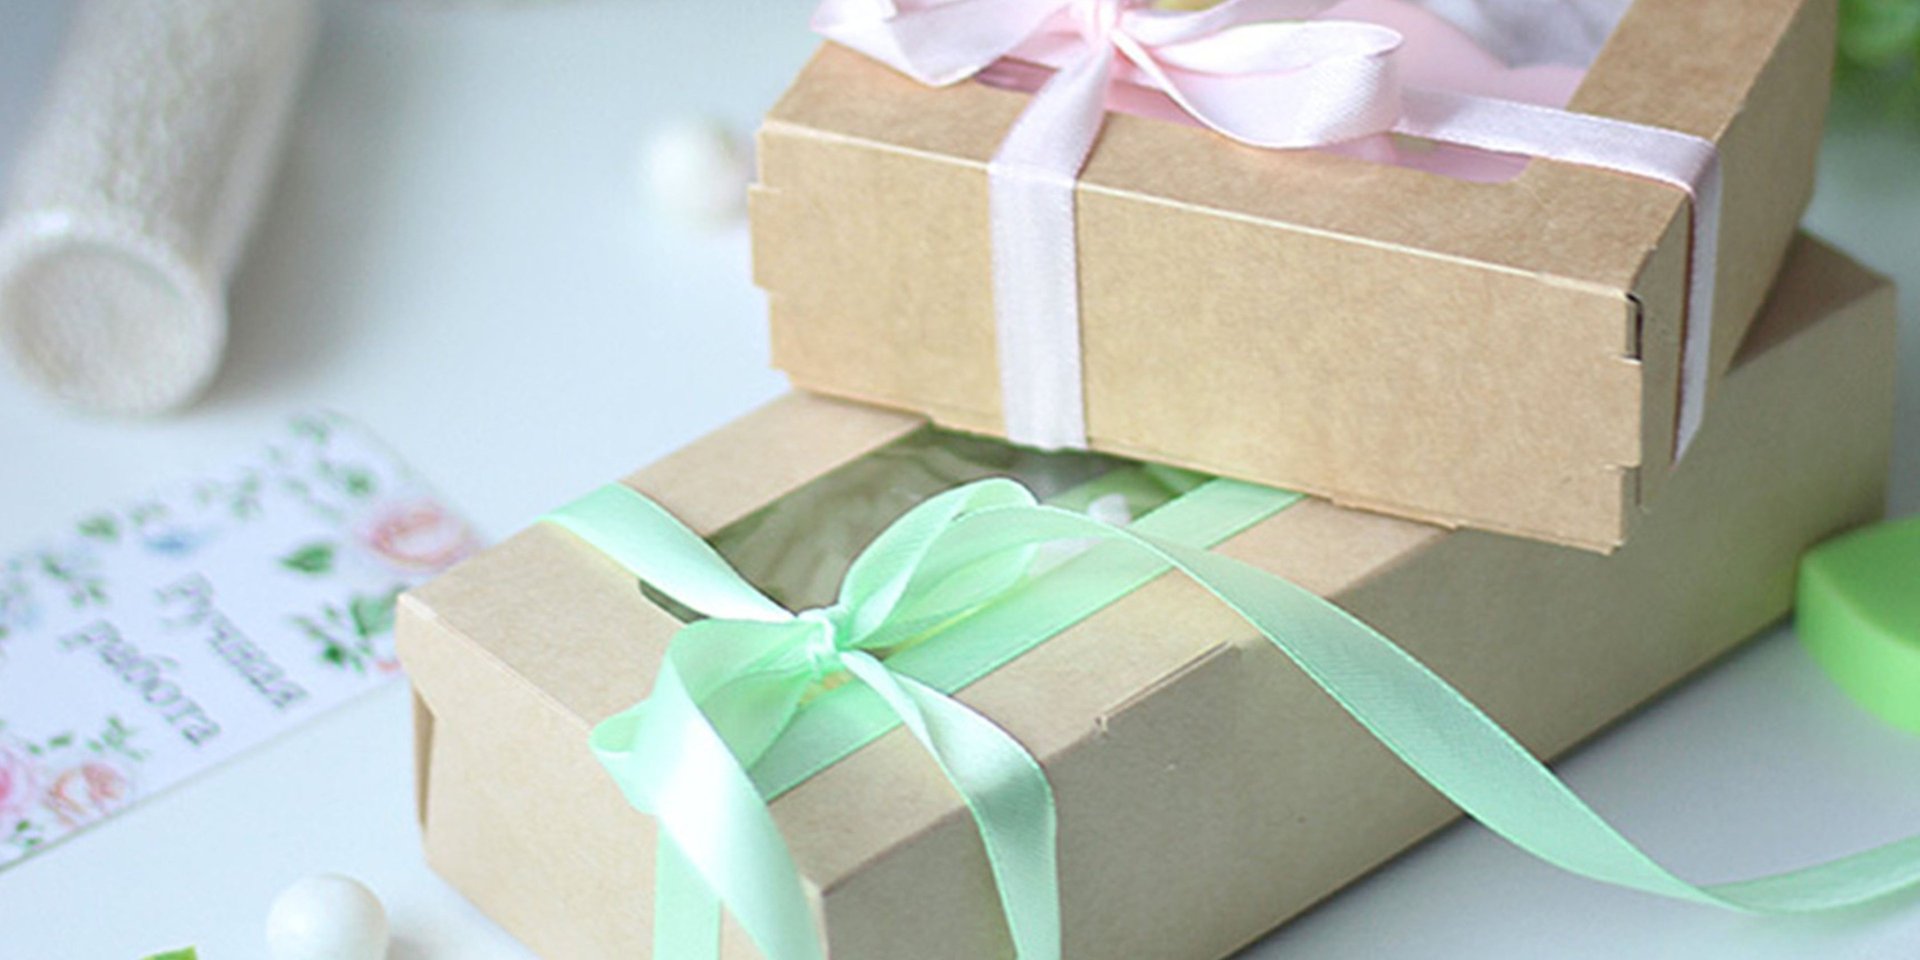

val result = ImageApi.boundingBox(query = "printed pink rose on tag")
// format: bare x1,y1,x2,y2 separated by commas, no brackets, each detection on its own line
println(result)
42,760,133,828
355,500,476,574
0,742,40,821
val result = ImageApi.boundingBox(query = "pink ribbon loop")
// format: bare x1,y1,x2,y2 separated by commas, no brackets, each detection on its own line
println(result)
819,0,1410,149
813,0,1723,461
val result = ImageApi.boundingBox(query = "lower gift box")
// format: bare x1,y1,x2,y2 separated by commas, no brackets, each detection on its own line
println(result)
399,232,1894,959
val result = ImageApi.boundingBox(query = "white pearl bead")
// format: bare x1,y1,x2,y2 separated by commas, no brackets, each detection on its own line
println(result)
639,118,752,225
265,874,390,960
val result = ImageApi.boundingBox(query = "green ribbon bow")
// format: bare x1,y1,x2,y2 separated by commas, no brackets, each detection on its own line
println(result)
549,478,1920,960
554,480,1063,960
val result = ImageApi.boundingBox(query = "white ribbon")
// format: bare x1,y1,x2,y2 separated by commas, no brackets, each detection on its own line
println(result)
816,0,1722,459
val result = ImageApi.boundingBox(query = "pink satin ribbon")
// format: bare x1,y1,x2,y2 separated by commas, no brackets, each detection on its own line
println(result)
814,0,1721,458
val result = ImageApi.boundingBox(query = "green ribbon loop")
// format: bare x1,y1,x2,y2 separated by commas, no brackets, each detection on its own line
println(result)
552,480,1065,960
548,479,1920,960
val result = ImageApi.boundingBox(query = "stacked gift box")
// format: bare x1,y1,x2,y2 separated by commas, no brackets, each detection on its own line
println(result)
399,1,1902,958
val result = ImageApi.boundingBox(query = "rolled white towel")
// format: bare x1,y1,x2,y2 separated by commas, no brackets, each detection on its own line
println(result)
0,0,317,415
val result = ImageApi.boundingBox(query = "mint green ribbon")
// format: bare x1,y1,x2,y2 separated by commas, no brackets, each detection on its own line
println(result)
549,478,1920,960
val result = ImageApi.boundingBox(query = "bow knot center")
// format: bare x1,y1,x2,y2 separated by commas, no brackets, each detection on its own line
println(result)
795,608,850,682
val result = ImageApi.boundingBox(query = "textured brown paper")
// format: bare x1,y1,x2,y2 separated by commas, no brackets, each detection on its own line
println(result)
750,0,1837,552
402,234,1893,960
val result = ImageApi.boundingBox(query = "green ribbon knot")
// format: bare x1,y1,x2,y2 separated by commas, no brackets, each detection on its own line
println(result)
548,477,1920,960
551,479,1063,960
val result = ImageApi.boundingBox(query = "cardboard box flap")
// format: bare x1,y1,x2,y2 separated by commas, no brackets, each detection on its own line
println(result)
405,525,671,730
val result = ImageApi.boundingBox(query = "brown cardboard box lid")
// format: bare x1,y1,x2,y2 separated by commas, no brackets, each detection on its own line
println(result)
750,0,1836,552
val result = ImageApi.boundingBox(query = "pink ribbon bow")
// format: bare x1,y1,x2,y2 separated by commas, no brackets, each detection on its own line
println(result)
814,0,1722,459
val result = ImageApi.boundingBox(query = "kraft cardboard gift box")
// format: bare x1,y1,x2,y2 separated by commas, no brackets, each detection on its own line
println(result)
750,0,1836,553
401,234,1892,960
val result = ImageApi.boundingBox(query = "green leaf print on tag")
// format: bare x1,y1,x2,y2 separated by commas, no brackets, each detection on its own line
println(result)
318,460,378,500
280,542,337,576
289,415,332,445
292,585,409,674
88,716,147,763
35,552,107,609
349,588,402,639
75,515,118,543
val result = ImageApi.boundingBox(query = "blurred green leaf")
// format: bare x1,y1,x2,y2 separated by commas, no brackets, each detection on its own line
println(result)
1840,0,1920,66
76,515,118,542
1837,0,1920,117
342,468,376,498
279,542,336,576
350,588,402,639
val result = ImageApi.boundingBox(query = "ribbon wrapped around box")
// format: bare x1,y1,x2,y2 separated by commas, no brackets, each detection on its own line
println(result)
751,0,1837,553
403,234,1901,960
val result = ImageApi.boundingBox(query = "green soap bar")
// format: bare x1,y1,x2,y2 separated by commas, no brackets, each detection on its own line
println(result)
141,949,197,960
1797,514,1920,733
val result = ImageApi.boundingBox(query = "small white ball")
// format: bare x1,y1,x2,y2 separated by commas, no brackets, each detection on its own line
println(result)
639,118,752,226
266,874,390,960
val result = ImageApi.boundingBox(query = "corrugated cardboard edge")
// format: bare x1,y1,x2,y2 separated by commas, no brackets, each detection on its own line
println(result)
412,687,432,829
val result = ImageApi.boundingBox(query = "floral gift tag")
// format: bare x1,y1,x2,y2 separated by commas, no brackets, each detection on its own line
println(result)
0,414,478,870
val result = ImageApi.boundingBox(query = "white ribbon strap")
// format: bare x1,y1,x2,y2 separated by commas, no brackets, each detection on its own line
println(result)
983,0,1398,449
986,19,1115,450
818,0,1724,460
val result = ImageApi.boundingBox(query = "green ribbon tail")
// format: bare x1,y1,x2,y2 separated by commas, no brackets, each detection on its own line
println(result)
944,504,1920,913
654,839,722,958
597,638,1060,960
841,651,1061,960
592,660,826,960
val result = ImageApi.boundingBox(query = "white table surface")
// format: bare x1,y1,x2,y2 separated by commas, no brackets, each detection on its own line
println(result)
0,2,1916,957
